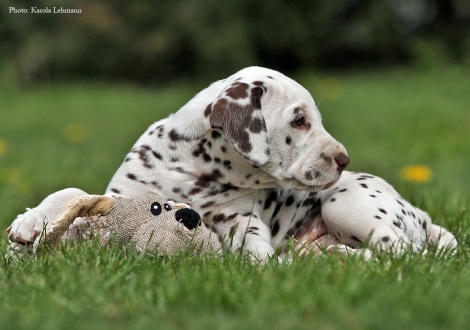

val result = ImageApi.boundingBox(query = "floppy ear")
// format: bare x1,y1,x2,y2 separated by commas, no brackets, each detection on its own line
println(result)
207,81,270,166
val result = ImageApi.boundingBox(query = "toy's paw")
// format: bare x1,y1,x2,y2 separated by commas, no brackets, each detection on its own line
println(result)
6,208,45,245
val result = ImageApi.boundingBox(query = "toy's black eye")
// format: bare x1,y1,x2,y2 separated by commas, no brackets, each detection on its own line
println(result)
150,202,162,216
292,117,305,128
164,203,172,211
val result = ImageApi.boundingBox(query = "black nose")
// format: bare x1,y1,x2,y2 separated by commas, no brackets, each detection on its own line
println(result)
334,153,350,171
175,208,201,230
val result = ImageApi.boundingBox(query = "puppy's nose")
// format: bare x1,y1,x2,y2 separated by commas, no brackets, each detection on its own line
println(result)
334,153,350,171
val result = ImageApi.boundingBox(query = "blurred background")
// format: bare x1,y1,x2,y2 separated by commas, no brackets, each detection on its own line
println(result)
1,0,470,84
0,0,469,228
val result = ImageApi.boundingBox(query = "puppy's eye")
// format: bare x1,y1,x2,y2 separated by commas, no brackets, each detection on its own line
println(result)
292,117,305,128
164,203,172,211
150,202,162,216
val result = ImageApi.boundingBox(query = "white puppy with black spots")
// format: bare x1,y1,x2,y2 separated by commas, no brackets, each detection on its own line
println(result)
7,67,457,261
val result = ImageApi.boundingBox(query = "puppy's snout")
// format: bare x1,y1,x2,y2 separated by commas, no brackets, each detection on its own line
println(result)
334,153,350,171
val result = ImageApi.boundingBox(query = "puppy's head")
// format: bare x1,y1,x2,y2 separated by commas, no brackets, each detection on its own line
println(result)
205,67,349,191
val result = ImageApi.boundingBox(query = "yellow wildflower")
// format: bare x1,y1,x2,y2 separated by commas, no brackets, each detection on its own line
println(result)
0,168,20,184
0,138,7,156
400,165,433,183
64,123,88,143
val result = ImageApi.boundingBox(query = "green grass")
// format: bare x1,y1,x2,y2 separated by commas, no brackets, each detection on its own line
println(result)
1,67,470,329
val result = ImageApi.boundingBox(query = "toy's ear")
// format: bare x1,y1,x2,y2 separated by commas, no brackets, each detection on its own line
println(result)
206,81,270,166
34,195,115,251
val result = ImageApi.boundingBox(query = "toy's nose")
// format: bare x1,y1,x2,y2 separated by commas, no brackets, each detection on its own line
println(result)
175,208,201,230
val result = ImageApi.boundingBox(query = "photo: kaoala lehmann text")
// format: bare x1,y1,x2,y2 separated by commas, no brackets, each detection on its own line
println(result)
9,7,82,14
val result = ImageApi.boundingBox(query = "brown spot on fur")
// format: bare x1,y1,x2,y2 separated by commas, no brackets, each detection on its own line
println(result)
200,201,216,208
225,82,249,99
204,104,212,117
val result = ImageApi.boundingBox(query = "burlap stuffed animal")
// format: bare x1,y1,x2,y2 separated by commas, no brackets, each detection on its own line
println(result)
7,188,222,258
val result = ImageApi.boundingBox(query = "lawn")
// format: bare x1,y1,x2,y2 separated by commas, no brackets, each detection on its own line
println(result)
0,66,469,329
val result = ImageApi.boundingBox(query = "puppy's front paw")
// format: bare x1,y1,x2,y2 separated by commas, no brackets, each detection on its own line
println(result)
7,209,45,245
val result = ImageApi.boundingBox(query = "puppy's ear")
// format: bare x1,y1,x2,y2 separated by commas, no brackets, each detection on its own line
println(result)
206,81,270,166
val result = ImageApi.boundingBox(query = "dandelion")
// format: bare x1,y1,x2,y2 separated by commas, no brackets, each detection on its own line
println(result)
400,165,433,183
0,138,7,156
64,123,88,143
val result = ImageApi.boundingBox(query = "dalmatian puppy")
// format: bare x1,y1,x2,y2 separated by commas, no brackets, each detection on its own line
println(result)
7,66,457,261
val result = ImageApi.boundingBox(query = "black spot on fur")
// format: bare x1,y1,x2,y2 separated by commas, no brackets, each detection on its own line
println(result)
370,195,376,198
304,171,313,181
189,188,202,195
272,202,283,218
379,208,387,214
285,136,292,145
396,199,405,207
271,221,280,237
195,169,224,188
110,188,121,194
264,191,278,210
340,188,347,192
229,224,238,238
223,160,232,170
152,150,162,160
127,173,137,180
200,201,215,208
375,215,382,219
202,153,212,163
285,195,295,207
320,152,332,164
211,130,221,139
381,236,390,242
151,181,162,189
330,198,336,202
360,183,368,188
350,235,362,243
168,129,191,142
393,221,401,229
307,198,322,218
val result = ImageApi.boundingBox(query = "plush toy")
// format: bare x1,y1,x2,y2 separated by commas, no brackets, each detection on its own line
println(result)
7,188,222,259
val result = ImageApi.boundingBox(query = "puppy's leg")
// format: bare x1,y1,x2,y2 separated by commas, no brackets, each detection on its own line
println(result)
214,210,274,262
7,188,88,246
427,224,458,254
